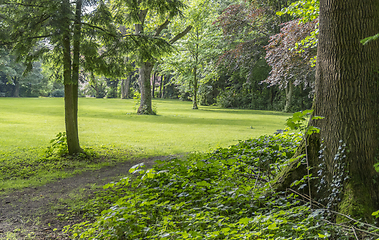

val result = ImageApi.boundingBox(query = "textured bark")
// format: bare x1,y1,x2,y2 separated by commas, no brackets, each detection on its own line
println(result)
276,0,379,222
313,0,379,221
137,61,155,115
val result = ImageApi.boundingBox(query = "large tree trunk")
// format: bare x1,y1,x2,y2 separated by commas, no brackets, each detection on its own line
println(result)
137,61,155,115
135,9,156,114
62,0,81,155
276,0,379,223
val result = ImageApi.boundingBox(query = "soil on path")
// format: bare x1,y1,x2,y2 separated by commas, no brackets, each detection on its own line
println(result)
0,155,175,240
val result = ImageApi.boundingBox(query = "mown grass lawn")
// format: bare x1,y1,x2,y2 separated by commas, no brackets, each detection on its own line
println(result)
0,97,290,155
0,97,291,190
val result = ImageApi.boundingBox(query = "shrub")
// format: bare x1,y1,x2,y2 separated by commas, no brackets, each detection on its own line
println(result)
51,89,65,97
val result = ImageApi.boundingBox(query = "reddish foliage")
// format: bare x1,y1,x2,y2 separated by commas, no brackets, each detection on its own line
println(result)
263,18,318,89
214,4,270,80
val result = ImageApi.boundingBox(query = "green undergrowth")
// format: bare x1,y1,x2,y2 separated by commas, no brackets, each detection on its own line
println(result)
64,132,349,239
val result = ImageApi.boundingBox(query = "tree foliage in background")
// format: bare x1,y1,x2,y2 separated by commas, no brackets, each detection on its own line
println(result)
110,0,192,115
263,18,317,112
161,0,222,109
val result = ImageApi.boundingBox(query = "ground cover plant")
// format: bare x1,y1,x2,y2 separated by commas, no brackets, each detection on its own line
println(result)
64,132,332,239
0,98,290,191
64,131,379,239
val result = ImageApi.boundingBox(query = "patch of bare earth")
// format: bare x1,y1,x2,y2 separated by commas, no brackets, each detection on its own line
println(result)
0,155,175,240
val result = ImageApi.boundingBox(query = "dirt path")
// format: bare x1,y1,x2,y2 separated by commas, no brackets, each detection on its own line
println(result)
0,155,175,240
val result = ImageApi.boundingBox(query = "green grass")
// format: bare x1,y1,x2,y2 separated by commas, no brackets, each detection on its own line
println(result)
0,97,291,190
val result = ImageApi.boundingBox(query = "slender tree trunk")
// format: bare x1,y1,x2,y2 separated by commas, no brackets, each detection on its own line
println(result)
159,75,163,98
299,83,304,110
162,76,166,99
13,77,19,97
275,0,379,224
62,0,81,155
151,72,156,99
72,0,82,149
137,61,155,114
284,79,293,112
193,36,199,110
192,66,198,109
121,76,130,99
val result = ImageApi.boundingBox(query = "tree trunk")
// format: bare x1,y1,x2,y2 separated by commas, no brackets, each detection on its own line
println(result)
135,9,155,114
121,76,130,99
137,61,155,115
72,0,82,148
151,72,156,99
13,77,19,97
192,66,198,109
62,0,81,155
284,79,293,112
159,75,163,98
275,0,379,223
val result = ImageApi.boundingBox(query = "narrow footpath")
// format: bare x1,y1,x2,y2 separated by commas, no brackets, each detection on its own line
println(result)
0,155,173,240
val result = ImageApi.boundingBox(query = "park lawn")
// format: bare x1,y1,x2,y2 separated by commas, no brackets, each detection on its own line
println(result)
0,97,291,190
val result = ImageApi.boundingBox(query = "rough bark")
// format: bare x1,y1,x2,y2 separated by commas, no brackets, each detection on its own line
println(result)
275,0,379,222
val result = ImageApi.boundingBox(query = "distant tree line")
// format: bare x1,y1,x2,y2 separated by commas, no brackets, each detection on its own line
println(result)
0,0,316,113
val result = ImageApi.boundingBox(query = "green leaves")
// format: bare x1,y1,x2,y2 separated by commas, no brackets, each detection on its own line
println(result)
285,109,324,136
68,132,338,239
361,33,379,45
277,0,319,23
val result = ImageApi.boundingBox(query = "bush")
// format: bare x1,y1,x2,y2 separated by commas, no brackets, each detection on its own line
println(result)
51,89,65,97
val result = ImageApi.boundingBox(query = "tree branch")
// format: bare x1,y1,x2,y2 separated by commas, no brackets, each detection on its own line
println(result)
154,19,170,37
2,2,48,8
81,22,118,38
169,25,193,44
0,35,53,46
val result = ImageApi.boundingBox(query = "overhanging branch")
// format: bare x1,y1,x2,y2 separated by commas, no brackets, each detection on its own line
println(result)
154,19,170,37
0,34,52,46
169,25,193,44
